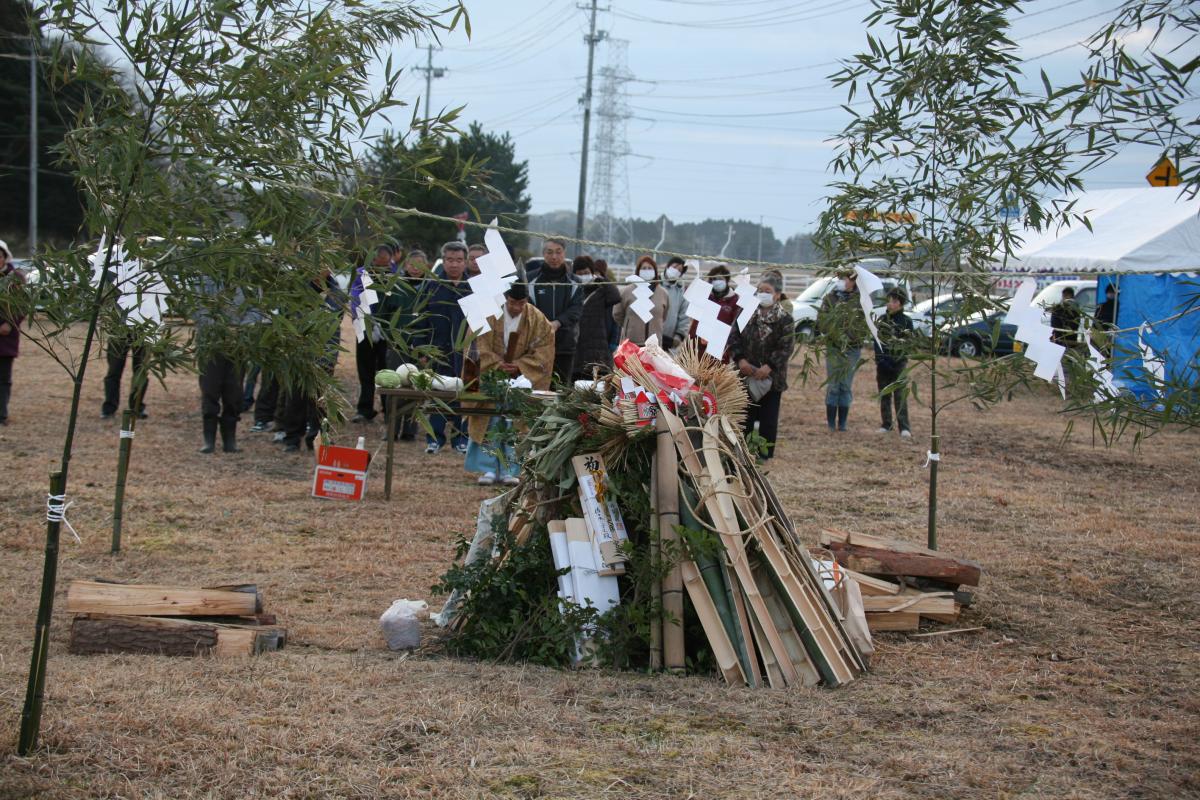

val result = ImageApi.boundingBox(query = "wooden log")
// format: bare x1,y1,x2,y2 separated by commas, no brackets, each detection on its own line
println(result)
819,531,982,587
66,581,260,617
865,612,921,632
69,615,218,656
656,424,685,674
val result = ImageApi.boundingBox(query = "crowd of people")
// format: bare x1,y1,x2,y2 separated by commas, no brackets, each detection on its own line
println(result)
0,234,927,479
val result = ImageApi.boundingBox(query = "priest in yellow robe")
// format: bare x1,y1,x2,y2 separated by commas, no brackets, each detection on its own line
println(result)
465,283,555,485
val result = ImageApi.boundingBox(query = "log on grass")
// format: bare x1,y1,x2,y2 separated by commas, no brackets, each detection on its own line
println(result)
67,581,260,617
819,531,982,587
70,614,283,657
69,615,219,656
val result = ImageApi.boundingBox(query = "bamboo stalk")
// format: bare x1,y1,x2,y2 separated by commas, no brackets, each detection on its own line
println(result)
111,409,136,553
648,453,662,671
18,471,65,754
656,419,685,674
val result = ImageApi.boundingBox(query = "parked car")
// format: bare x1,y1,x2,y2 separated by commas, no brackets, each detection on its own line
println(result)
941,307,1020,358
791,267,911,339
910,292,1006,335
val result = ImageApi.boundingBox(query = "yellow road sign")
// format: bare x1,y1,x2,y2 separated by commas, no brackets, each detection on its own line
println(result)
1146,156,1180,187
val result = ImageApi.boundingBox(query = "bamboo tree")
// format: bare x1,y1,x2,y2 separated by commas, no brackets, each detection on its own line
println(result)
815,0,1090,549
11,0,469,754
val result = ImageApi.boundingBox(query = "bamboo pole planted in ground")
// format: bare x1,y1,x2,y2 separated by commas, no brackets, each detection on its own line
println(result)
649,453,663,671
656,417,684,674
111,410,136,553
18,470,65,754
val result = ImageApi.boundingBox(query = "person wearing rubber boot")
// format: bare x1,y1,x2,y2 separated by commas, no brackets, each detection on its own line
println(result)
817,270,868,432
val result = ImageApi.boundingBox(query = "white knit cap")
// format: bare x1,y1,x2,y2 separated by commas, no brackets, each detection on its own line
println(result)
0,239,10,259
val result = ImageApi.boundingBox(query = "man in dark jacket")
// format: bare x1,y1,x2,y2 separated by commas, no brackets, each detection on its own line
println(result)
874,289,912,437
0,239,24,425
418,241,470,453
525,237,583,384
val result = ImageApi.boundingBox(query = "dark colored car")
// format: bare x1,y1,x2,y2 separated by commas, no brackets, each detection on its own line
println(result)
942,310,1019,358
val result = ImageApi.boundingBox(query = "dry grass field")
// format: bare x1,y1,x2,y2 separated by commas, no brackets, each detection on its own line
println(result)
1,322,1198,799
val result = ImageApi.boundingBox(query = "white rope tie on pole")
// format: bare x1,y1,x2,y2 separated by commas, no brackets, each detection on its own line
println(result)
46,494,80,544
923,451,941,469
119,429,135,439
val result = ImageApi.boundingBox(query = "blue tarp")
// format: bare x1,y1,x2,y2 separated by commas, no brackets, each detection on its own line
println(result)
1100,273,1200,399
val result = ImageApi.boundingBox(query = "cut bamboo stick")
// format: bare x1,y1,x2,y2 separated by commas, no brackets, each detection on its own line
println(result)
680,560,745,686
666,411,799,686
648,456,662,672
655,424,685,674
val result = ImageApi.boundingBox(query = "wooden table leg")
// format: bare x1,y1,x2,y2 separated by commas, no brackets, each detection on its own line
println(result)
385,395,398,500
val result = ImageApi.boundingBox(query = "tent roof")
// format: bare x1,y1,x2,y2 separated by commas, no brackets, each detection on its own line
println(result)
1008,188,1200,273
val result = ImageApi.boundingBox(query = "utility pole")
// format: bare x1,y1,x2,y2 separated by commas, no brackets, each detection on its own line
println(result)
416,44,446,132
757,215,764,263
29,34,37,253
574,0,606,256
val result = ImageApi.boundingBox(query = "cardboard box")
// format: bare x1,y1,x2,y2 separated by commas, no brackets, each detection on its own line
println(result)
311,467,367,501
317,444,370,472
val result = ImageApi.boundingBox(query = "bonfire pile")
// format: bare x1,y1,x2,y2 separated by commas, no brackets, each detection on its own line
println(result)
442,338,873,687
66,580,286,658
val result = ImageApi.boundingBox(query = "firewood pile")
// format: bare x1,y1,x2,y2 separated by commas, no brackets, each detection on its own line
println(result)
66,580,286,658
818,530,982,633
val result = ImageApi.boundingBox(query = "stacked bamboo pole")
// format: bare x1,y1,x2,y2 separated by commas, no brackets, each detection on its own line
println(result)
655,418,685,674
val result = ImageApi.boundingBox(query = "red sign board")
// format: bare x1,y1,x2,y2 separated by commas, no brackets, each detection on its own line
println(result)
311,445,370,501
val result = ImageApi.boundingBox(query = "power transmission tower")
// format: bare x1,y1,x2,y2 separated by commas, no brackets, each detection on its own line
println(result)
573,0,606,256
416,44,447,130
588,38,634,264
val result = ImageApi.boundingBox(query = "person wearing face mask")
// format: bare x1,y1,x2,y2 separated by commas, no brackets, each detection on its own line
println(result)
729,273,795,460
571,255,621,379
817,270,869,432
763,269,793,318
613,255,669,346
659,256,691,350
688,264,740,361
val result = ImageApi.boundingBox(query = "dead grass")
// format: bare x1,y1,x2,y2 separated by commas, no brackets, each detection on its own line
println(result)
1,321,1198,799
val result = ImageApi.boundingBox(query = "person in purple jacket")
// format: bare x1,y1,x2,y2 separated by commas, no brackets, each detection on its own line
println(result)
0,239,24,425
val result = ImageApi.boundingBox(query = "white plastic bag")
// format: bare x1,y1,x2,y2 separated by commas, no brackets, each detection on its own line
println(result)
380,599,428,651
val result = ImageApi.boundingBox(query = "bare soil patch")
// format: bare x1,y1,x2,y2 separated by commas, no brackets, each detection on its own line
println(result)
2,324,1198,798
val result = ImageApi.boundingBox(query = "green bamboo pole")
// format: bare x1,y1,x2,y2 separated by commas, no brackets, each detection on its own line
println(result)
18,471,65,754
656,425,684,674
648,453,663,671
111,409,136,553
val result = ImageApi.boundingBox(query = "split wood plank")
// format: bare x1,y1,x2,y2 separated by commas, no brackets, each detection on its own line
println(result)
861,594,958,615
67,581,259,617
865,612,921,632
842,569,902,596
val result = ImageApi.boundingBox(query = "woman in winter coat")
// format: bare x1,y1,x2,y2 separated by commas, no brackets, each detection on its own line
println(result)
0,239,25,425
729,272,794,460
613,255,668,346
571,255,621,380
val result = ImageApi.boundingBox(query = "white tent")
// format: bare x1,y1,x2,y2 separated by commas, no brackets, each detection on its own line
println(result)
1008,188,1200,274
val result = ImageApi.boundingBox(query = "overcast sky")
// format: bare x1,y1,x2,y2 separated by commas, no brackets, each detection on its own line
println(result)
370,0,1169,243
